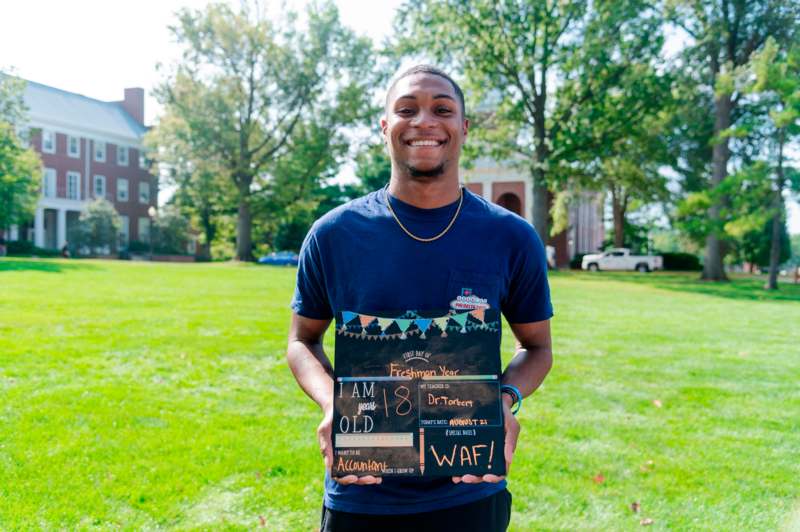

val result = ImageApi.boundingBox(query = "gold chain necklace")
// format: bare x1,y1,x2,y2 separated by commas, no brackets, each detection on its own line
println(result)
385,186,464,243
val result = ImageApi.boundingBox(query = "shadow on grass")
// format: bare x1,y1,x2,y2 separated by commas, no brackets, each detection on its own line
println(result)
559,270,800,303
0,258,101,273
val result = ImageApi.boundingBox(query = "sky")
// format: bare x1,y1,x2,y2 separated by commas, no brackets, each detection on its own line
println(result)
2,0,798,233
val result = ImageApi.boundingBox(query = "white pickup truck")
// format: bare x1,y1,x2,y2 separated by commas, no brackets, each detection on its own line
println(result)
581,248,663,272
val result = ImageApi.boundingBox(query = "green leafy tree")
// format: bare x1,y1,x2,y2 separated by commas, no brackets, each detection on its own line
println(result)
747,38,800,288
0,75,41,236
68,199,121,256
354,143,391,193
152,205,192,255
396,0,666,243
667,0,799,281
152,1,378,260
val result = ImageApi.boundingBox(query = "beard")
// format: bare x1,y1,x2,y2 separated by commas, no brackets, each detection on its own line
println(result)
405,162,446,180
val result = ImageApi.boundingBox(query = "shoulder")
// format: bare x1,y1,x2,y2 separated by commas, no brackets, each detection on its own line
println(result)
464,189,544,249
308,189,385,243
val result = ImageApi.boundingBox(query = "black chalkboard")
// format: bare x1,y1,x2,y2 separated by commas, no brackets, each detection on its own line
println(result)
332,309,506,477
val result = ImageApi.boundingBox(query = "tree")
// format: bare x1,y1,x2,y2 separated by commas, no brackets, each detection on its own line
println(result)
747,38,800,288
153,1,377,260
0,75,41,235
667,0,800,281
396,0,667,243
152,205,192,255
67,199,121,256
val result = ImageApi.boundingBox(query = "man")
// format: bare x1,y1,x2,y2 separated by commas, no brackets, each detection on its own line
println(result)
287,65,553,531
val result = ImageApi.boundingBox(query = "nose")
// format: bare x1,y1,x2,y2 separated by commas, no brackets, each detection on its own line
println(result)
410,108,438,128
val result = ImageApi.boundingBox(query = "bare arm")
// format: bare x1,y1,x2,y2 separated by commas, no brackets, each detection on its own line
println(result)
286,312,381,485
456,318,552,484
502,319,553,402
287,312,334,412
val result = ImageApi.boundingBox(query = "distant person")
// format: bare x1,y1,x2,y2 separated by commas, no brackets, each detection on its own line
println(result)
61,244,70,258
287,65,553,531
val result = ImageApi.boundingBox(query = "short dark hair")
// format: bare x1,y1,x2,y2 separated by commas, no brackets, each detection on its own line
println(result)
385,65,466,117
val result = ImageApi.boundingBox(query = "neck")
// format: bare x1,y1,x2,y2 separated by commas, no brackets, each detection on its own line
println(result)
387,170,461,209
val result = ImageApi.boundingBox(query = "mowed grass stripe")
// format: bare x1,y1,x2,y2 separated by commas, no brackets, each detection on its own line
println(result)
1,258,798,530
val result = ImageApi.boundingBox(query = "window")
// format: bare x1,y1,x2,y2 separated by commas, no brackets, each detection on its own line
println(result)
66,171,80,200
94,141,106,162
119,215,129,246
138,217,150,242
117,178,129,202
42,168,56,198
117,145,128,166
139,181,150,204
94,175,106,198
138,152,147,169
68,135,80,158
42,130,55,154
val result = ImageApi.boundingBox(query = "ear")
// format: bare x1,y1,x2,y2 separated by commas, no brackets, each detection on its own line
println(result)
380,116,389,141
463,118,469,137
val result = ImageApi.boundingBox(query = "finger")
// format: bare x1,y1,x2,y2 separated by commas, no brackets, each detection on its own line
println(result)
452,476,462,484
480,474,505,483
460,474,482,484
334,474,360,485
356,475,382,485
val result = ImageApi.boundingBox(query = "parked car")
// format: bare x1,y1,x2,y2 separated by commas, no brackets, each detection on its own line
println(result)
581,248,663,272
258,251,299,266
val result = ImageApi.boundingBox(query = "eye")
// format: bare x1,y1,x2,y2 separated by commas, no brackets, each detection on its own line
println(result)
396,108,414,116
436,106,453,114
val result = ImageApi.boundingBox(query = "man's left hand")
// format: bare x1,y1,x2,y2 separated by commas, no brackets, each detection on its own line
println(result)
452,394,519,484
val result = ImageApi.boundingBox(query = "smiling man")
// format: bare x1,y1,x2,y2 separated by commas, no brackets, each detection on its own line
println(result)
287,65,553,531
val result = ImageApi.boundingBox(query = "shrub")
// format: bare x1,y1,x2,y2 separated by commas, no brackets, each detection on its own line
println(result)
5,240,61,257
68,199,120,256
661,252,702,271
570,254,586,270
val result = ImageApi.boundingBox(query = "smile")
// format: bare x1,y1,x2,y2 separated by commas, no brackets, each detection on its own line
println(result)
407,139,446,147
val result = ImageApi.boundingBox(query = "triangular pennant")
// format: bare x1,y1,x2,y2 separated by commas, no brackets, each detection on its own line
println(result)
395,319,413,332
451,312,469,333
433,317,450,330
377,317,394,332
415,318,432,339
341,311,358,325
470,308,485,323
359,315,375,328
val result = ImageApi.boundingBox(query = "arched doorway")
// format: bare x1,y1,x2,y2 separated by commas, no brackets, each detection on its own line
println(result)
496,192,522,216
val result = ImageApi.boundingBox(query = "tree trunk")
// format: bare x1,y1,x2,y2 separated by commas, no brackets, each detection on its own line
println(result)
531,91,549,244
236,191,254,261
702,91,732,281
611,188,625,248
766,129,786,290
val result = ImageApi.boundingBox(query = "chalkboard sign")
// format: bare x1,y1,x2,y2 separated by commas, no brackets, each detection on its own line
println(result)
332,309,506,477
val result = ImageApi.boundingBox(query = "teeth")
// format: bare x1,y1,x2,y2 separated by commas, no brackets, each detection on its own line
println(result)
409,140,441,146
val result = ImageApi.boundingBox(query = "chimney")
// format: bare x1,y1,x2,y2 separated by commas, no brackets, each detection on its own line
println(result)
120,87,145,124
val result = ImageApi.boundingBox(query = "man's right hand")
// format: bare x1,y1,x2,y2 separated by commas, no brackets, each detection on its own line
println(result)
317,407,382,485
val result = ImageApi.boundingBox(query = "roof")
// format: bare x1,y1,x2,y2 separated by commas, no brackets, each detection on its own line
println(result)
22,79,147,141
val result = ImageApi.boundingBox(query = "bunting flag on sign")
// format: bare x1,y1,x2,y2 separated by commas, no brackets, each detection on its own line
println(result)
395,319,413,339
433,317,451,337
338,310,499,339
451,312,469,333
470,308,485,323
377,317,394,336
415,318,432,339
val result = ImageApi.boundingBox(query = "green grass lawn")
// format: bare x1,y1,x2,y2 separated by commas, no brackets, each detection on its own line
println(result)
1,258,799,530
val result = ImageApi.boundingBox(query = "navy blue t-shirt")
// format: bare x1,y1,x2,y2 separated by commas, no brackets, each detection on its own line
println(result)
291,186,553,515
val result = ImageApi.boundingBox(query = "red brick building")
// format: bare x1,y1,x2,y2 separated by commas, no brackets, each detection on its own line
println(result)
11,80,156,251
462,158,605,267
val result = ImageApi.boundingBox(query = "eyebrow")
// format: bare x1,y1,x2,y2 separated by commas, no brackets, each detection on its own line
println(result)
395,93,457,103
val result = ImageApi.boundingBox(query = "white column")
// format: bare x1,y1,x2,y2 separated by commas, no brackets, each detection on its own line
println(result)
34,207,45,247
9,225,18,240
57,209,67,249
